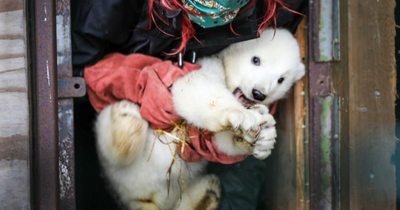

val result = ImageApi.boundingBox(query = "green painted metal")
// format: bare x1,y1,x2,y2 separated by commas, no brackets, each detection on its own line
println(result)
332,96,341,210
318,0,340,61
318,96,333,206
318,0,332,61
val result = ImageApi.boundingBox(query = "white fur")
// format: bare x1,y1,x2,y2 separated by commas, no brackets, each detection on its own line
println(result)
95,28,305,210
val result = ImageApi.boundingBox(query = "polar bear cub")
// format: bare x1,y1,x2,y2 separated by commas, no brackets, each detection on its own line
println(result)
95,28,305,210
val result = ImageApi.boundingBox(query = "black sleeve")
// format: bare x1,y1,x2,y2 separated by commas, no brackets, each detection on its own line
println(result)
71,0,145,69
275,0,308,34
208,156,267,210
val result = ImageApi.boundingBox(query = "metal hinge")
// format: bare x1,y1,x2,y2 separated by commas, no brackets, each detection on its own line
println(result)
58,77,86,98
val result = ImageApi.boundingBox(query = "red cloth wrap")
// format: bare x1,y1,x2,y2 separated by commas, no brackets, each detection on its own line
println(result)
180,128,249,163
85,53,247,164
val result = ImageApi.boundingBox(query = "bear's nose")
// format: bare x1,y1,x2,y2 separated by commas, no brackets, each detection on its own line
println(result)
252,89,266,101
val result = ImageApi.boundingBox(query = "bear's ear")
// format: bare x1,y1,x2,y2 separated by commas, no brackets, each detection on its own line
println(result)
295,62,306,81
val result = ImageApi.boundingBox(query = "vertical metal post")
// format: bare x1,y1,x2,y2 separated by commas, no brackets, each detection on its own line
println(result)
32,0,60,209
56,0,79,209
308,0,341,209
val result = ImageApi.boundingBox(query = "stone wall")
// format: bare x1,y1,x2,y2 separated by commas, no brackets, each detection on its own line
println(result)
0,0,30,209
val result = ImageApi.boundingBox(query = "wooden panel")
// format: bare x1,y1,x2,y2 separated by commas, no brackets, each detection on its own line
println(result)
294,20,308,210
0,10,24,39
347,0,396,209
0,0,30,209
0,39,25,59
0,0,23,13
0,93,29,137
0,68,27,92
0,157,29,209
272,93,297,210
265,20,308,210
0,57,25,73
0,135,28,160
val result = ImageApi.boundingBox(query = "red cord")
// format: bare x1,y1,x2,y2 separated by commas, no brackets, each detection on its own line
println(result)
147,0,296,55
269,101,279,115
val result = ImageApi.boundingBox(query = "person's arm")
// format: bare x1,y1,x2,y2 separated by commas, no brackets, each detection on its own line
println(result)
71,0,145,75
274,0,308,33
84,53,201,131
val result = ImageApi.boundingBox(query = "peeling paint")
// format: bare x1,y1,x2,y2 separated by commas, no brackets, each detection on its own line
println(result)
59,150,72,199
58,103,75,200
318,0,333,61
44,5,47,21
56,0,77,207
357,107,368,112
46,60,50,86
319,97,332,210
56,15,71,66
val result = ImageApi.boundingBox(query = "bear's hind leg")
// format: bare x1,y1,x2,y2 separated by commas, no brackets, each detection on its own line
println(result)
176,175,221,210
125,197,161,210
96,100,148,167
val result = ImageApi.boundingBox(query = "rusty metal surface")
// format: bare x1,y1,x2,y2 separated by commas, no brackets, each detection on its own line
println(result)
331,96,341,210
32,0,60,209
308,62,331,96
56,0,78,209
310,0,340,62
309,96,340,210
309,0,320,63
58,77,86,98
308,0,338,209
309,97,322,210
308,0,331,97
56,0,72,78
58,99,76,210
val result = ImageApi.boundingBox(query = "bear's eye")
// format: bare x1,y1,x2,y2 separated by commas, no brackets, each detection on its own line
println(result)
278,77,285,84
251,56,260,66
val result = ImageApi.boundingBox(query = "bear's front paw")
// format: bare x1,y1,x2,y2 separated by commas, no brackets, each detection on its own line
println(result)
233,110,276,160
226,105,275,142
252,124,277,160
225,104,274,137
231,123,276,159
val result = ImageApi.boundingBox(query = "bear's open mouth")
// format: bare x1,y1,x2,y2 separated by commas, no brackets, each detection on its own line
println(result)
233,88,256,109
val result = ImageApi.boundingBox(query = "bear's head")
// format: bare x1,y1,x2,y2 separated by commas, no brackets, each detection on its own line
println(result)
220,28,305,107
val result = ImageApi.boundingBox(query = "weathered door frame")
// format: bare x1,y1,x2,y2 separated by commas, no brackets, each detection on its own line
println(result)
29,0,85,209
30,0,60,208
28,0,397,209
307,0,396,210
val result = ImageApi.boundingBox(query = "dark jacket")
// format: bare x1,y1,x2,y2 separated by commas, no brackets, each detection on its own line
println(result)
71,0,306,76
71,1,307,209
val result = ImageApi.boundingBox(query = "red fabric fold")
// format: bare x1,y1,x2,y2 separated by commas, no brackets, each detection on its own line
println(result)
85,53,199,131
85,53,247,163
180,127,248,164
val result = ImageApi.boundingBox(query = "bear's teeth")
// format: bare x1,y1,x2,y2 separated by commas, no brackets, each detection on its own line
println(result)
233,88,256,109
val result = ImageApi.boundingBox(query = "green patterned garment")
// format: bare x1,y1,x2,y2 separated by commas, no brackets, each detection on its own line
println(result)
182,0,250,28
